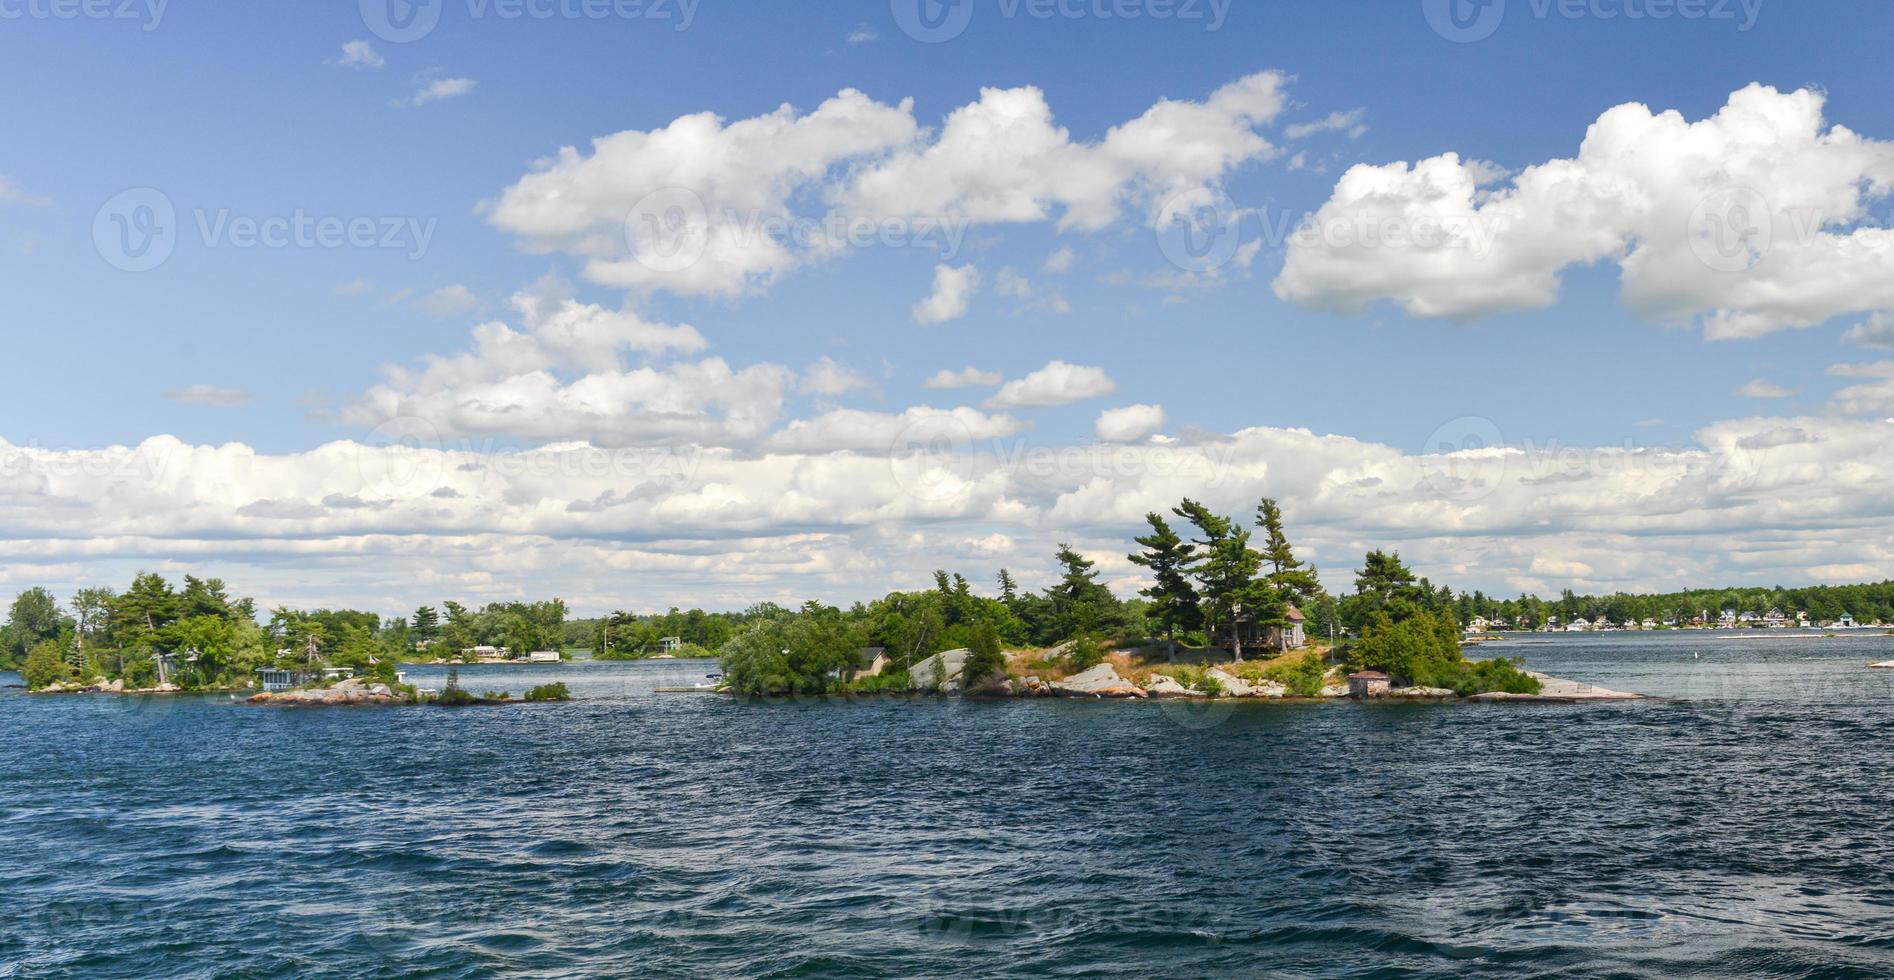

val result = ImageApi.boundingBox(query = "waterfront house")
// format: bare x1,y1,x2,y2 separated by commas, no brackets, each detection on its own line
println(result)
1641,619,1658,630
1265,605,1308,650
1763,609,1787,628
1347,671,1390,698
466,645,505,659
1835,613,1857,629
527,651,562,664
1466,615,1490,634
658,636,684,654
257,667,311,692
1566,618,1591,632
853,647,890,678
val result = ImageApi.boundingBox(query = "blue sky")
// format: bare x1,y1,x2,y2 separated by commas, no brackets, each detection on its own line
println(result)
2,0,1893,612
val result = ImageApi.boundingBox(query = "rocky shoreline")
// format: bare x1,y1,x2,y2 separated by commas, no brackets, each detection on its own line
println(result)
895,656,1642,703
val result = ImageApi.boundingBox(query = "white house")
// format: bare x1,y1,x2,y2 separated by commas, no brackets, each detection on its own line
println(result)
1566,617,1591,632
527,651,562,664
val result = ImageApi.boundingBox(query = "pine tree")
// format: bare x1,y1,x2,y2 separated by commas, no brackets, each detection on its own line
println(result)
1127,512,1201,660
1174,499,1276,662
997,568,1019,606
1256,498,1323,603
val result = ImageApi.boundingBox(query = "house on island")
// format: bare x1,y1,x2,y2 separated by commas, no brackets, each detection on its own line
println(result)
256,666,353,692
1265,605,1308,650
1466,615,1490,634
465,645,505,659
658,636,684,654
852,647,889,678
1347,671,1390,699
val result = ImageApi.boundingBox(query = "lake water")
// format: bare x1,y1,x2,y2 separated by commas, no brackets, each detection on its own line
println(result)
4,632,1894,977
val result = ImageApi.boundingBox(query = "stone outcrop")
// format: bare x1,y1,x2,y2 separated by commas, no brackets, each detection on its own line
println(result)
1051,664,1146,698
906,649,970,694
250,678,401,706
1205,668,1253,698
1319,683,1350,698
1144,674,1203,698
1392,686,1457,698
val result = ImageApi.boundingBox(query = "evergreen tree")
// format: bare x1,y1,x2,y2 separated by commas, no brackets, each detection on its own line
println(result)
1047,544,1118,640
1127,512,1201,660
1174,499,1277,662
410,605,442,642
1256,498,1323,604
997,568,1020,606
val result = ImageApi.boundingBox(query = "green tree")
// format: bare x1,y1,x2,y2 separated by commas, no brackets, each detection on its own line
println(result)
961,620,1006,686
1047,543,1120,641
6,587,66,668
1174,499,1276,662
23,639,69,690
1256,498,1323,605
410,606,442,643
1127,512,1200,660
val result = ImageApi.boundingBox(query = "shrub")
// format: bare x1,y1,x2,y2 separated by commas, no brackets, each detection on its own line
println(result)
525,682,571,702
1265,651,1328,697
1065,633,1106,671
23,640,69,691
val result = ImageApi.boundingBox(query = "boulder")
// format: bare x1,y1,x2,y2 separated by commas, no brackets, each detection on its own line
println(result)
153,682,181,693
1018,676,1052,697
907,649,970,694
1052,664,1146,698
1319,683,1349,698
1250,680,1288,699
86,678,125,694
1392,686,1456,698
1144,674,1203,698
1206,668,1254,698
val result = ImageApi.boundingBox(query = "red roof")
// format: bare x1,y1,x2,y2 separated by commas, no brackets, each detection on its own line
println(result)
1285,604,1306,622
1348,671,1389,680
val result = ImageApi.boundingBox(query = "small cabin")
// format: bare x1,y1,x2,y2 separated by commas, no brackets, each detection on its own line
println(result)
527,651,562,664
257,667,313,692
853,647,889,678
658,636,684,654
1347,671,1390,699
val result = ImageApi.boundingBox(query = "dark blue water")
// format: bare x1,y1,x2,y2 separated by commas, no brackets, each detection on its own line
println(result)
5,633,1894,977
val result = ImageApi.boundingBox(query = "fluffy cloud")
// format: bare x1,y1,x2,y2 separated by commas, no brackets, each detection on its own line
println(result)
913,263,980,324
1095,404,1166,442
764,406,1025,453
985,361,1116,408
799,357,878,397
924,367,1002,390
1827,361,1894,417
335,40,383,69
6,414,1894,612
163,385,254,407
343,278,758,446
395,76,476,108
422,285,479,316
1842,313,1894,350
1275,85,1894,339
486,73,1294,299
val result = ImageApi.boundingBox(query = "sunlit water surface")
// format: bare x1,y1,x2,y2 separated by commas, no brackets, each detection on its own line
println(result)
4,632,1894,977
